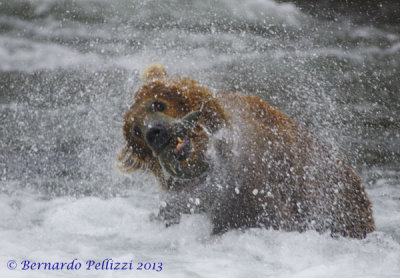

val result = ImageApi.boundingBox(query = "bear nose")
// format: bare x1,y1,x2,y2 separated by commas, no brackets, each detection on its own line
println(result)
146,124,169,153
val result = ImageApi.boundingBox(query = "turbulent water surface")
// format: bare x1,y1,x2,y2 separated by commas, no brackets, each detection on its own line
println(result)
1,0,400,277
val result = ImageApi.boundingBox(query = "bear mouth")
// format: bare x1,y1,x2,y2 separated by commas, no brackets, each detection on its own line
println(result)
155,111,210,179
173,135,191,161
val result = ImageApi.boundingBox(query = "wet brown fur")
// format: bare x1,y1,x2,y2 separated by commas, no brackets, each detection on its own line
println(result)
118,64,375,238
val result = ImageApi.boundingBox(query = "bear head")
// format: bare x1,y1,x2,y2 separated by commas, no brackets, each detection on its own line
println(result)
117,64,228,186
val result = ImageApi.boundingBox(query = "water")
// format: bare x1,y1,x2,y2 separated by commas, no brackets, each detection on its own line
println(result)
1,0,399,277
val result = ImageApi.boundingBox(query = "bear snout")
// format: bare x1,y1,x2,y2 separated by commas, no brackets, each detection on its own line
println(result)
145,124,170,154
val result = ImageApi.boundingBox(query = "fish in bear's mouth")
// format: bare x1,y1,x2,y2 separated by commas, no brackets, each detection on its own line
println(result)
149,111,210,180
173,135,191,161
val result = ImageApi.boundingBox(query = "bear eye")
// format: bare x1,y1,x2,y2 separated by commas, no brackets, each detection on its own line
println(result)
151,101,166,112
133,126,142,138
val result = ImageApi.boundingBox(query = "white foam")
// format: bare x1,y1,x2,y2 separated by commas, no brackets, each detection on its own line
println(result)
0,178,399,277
220,0,305,26
0,36,103,72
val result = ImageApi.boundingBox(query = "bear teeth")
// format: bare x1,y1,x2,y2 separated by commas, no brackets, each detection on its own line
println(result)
174,137,184,153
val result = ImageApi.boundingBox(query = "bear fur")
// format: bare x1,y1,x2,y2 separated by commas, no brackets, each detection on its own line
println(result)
117,64,374,238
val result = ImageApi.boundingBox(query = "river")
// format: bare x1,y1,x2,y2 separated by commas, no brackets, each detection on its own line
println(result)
1,0,399,277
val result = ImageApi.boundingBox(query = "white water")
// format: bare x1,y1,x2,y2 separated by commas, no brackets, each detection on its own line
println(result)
1,183,400,277
1,0,399,277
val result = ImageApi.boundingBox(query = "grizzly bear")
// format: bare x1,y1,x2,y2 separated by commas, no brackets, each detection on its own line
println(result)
117,64,374,238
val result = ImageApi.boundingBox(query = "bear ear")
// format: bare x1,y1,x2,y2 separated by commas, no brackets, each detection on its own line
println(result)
141,64,167,83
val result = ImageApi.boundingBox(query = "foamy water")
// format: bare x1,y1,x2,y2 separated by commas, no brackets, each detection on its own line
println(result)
1,0,399,277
